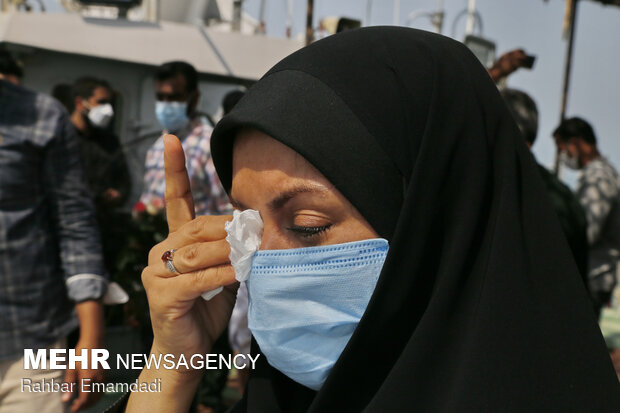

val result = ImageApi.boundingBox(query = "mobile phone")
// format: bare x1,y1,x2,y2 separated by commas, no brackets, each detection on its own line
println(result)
522,54,536,69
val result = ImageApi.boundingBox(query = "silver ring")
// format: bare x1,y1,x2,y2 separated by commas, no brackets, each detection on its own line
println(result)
165,259,178,273
161,248,178,273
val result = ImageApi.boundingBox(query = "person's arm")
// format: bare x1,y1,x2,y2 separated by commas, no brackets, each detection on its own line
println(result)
75,300,105,345
487,49,528,83
62,300,106,411
43,109,108,412
125,347,203,412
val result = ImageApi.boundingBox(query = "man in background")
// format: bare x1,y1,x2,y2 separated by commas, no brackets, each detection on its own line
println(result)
502,89,588,285
0,52,107,413
140,61,230,216
140,61,232,413
71,77,130,208
554,117,620,314
70,77,131,272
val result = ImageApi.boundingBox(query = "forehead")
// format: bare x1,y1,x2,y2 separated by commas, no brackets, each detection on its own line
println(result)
553,134,568,146
230,129,331,198
233,130,319,177
155,74,187,93
91,86,112,100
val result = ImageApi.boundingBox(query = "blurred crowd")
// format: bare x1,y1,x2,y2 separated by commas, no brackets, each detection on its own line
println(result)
0,50,247,412
0,44,619,413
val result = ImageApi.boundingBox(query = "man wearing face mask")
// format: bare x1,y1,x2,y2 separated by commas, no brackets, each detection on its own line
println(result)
71,77,131,279
554,117,620,314
71,77,130,208
139,62,232,413
140,61,231,216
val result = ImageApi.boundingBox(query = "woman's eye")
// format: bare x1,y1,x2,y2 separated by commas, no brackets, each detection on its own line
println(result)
286,224,332,238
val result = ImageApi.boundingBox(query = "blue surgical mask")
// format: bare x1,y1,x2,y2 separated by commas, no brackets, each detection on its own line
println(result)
155,101,188,132
247,238,389,390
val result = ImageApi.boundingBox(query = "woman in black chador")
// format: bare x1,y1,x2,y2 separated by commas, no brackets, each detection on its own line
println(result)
121,27,620,412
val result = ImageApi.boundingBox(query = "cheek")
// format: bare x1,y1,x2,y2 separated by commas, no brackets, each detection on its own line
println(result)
568,144,580,157
329,219,379,244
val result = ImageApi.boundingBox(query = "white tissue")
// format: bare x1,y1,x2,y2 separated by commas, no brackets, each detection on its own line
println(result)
102,282,129,305
226,209,264,281
200,286,223,301
200,209,263,300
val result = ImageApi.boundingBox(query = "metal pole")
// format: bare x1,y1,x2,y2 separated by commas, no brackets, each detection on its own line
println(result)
232,0,243,32
433,0,445,34
257,0,266,34
465,0,476,36
405,0,443,34
186,0,209,25
554,0,579,175
285,0,292,38
305,0,314,45
393,0,400,25
560,0,578,121
366,0,373,26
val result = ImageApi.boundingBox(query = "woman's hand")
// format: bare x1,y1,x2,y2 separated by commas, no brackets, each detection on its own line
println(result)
127,135,236,412
141,134,237,364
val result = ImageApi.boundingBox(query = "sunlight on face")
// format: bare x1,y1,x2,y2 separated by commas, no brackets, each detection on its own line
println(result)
230,128,378,250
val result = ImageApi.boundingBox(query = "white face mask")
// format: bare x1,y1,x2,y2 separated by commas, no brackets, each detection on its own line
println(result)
559,150,580,170
87,103,114,129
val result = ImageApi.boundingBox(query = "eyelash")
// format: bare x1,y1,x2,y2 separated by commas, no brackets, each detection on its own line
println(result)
286,224,332,238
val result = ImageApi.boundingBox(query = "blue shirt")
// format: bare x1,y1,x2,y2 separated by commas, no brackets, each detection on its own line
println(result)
0,80,107,360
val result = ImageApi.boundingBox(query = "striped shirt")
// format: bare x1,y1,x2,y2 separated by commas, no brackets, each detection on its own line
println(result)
0,80,107,360
140,119,232,216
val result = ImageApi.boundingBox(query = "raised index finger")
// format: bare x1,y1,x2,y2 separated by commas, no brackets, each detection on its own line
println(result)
164,135,195,233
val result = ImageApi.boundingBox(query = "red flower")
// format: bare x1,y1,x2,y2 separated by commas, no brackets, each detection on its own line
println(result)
133,201,146,213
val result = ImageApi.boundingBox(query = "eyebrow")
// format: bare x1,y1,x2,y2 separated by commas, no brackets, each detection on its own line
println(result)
230,183,329,212
229,196,248,211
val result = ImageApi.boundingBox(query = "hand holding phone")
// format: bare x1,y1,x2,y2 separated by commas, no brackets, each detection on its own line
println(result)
522,54,536,69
